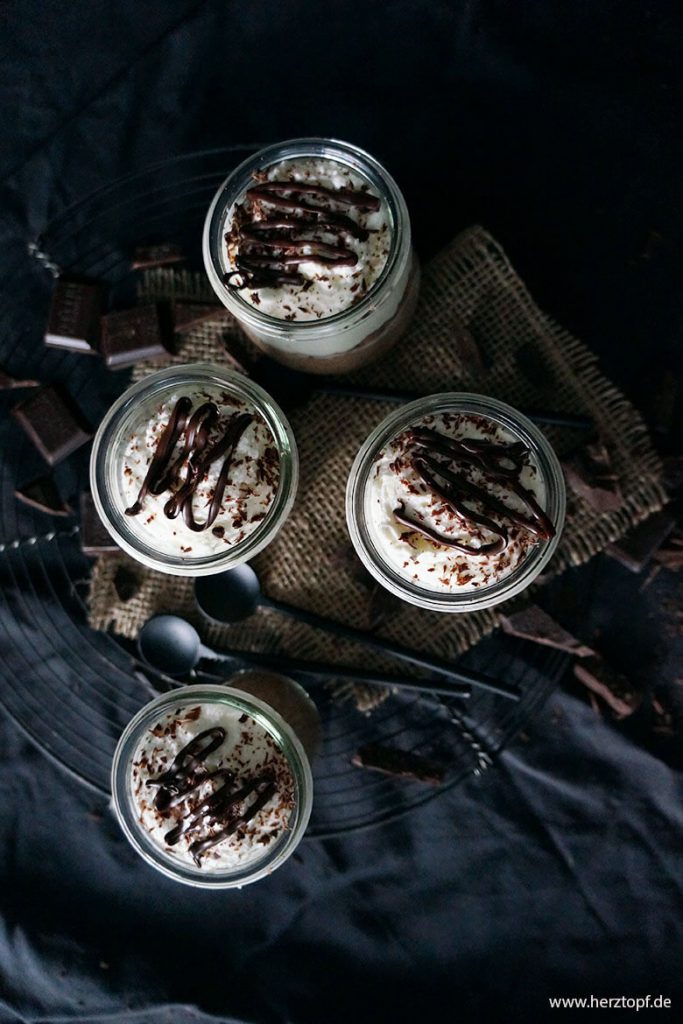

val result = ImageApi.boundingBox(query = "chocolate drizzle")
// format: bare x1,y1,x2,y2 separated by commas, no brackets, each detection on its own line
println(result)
393,426,555,555
125,397,253,533
226,177,381,290
145,726,278,867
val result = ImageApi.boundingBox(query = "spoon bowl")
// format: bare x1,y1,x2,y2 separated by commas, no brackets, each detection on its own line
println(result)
138,614,202,676
195,563,261,623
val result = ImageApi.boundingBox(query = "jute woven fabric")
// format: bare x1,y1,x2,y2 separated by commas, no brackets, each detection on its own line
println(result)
88,226,666,704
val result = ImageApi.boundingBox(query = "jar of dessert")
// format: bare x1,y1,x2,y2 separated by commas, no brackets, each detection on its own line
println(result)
89,363,298,576
346,394,566,612
203,138,420,374
111,684,314,888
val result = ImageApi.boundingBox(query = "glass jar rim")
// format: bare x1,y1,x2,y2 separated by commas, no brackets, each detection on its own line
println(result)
345,393,567,613
110,684,314,889
89,362,299,576
202,137,410,335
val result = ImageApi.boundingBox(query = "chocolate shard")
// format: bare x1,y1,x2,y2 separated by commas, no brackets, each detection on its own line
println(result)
452,315,485,376
606,510,677,573
100,302,172,369
172,302,228,334
113,565,140,601
651,691,677,737
11,385,92,466
573,655,642,719
653,528,683,571
131,244,183,270
44,277,104,355
500,604,594,657
562,441,622,513
79,492,119,555
0,365,39,390
351,744,446,785
15,475,72,516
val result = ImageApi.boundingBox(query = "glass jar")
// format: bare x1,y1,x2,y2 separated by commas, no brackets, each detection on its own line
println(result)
203,137,419,374
90,362,298,576
346,393,566,613
111,684,314,888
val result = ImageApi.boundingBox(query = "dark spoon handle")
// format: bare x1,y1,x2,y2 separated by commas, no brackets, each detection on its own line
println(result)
316,385,593,432
261,597,519,701
201,647,470,699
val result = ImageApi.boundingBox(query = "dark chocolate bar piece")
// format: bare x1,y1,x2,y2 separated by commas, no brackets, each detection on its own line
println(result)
606,510,677,573
573,655,642,719
562,441,622,513
500,604,594,657
100,302,171,369
351,744,445,785
131,244,183,270
653,528,683,570
45,278,104,355
79,492,119,555
172,302,227,334
0,365,39,390
15,475,72,516
12,385,92,465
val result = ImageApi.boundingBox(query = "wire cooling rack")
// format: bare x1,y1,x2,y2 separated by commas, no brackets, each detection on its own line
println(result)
0,146,568,838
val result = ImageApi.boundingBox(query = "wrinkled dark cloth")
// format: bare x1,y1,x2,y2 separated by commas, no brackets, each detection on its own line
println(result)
0,2,682,1022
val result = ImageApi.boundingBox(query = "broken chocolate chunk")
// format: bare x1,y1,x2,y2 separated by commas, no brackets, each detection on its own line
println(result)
452,315,485,376
651,691,677,737
653,528,683,571
44,277,104,355
0,365,39,390
500,604,594,657
12,385,92,465
100,302,172,369
172,302,227,334
573,655,642,719
351,744,445,785
606,510,677,573
131,244,183,270
79,492,119,555
113,564,140,601
562,441,622,513
15,475,72,516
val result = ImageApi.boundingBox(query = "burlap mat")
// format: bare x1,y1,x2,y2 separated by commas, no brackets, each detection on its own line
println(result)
88,226,666,705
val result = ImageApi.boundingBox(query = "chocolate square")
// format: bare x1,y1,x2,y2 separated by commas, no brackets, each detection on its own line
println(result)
131,244,183,270
0,364,39,390
606,510,677,572
100,302,171,369
45,278,104,355
500,604,594,657
79,492,120,555
12,385,92,465
172,302,227,334
15,475,72,516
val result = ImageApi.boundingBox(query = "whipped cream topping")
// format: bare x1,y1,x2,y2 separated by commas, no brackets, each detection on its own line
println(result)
224,157,391,321
120,386,279,558
365,412,549,594
131,701,296,872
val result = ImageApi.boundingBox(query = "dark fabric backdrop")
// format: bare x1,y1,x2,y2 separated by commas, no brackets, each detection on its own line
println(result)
0,2,681,1022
